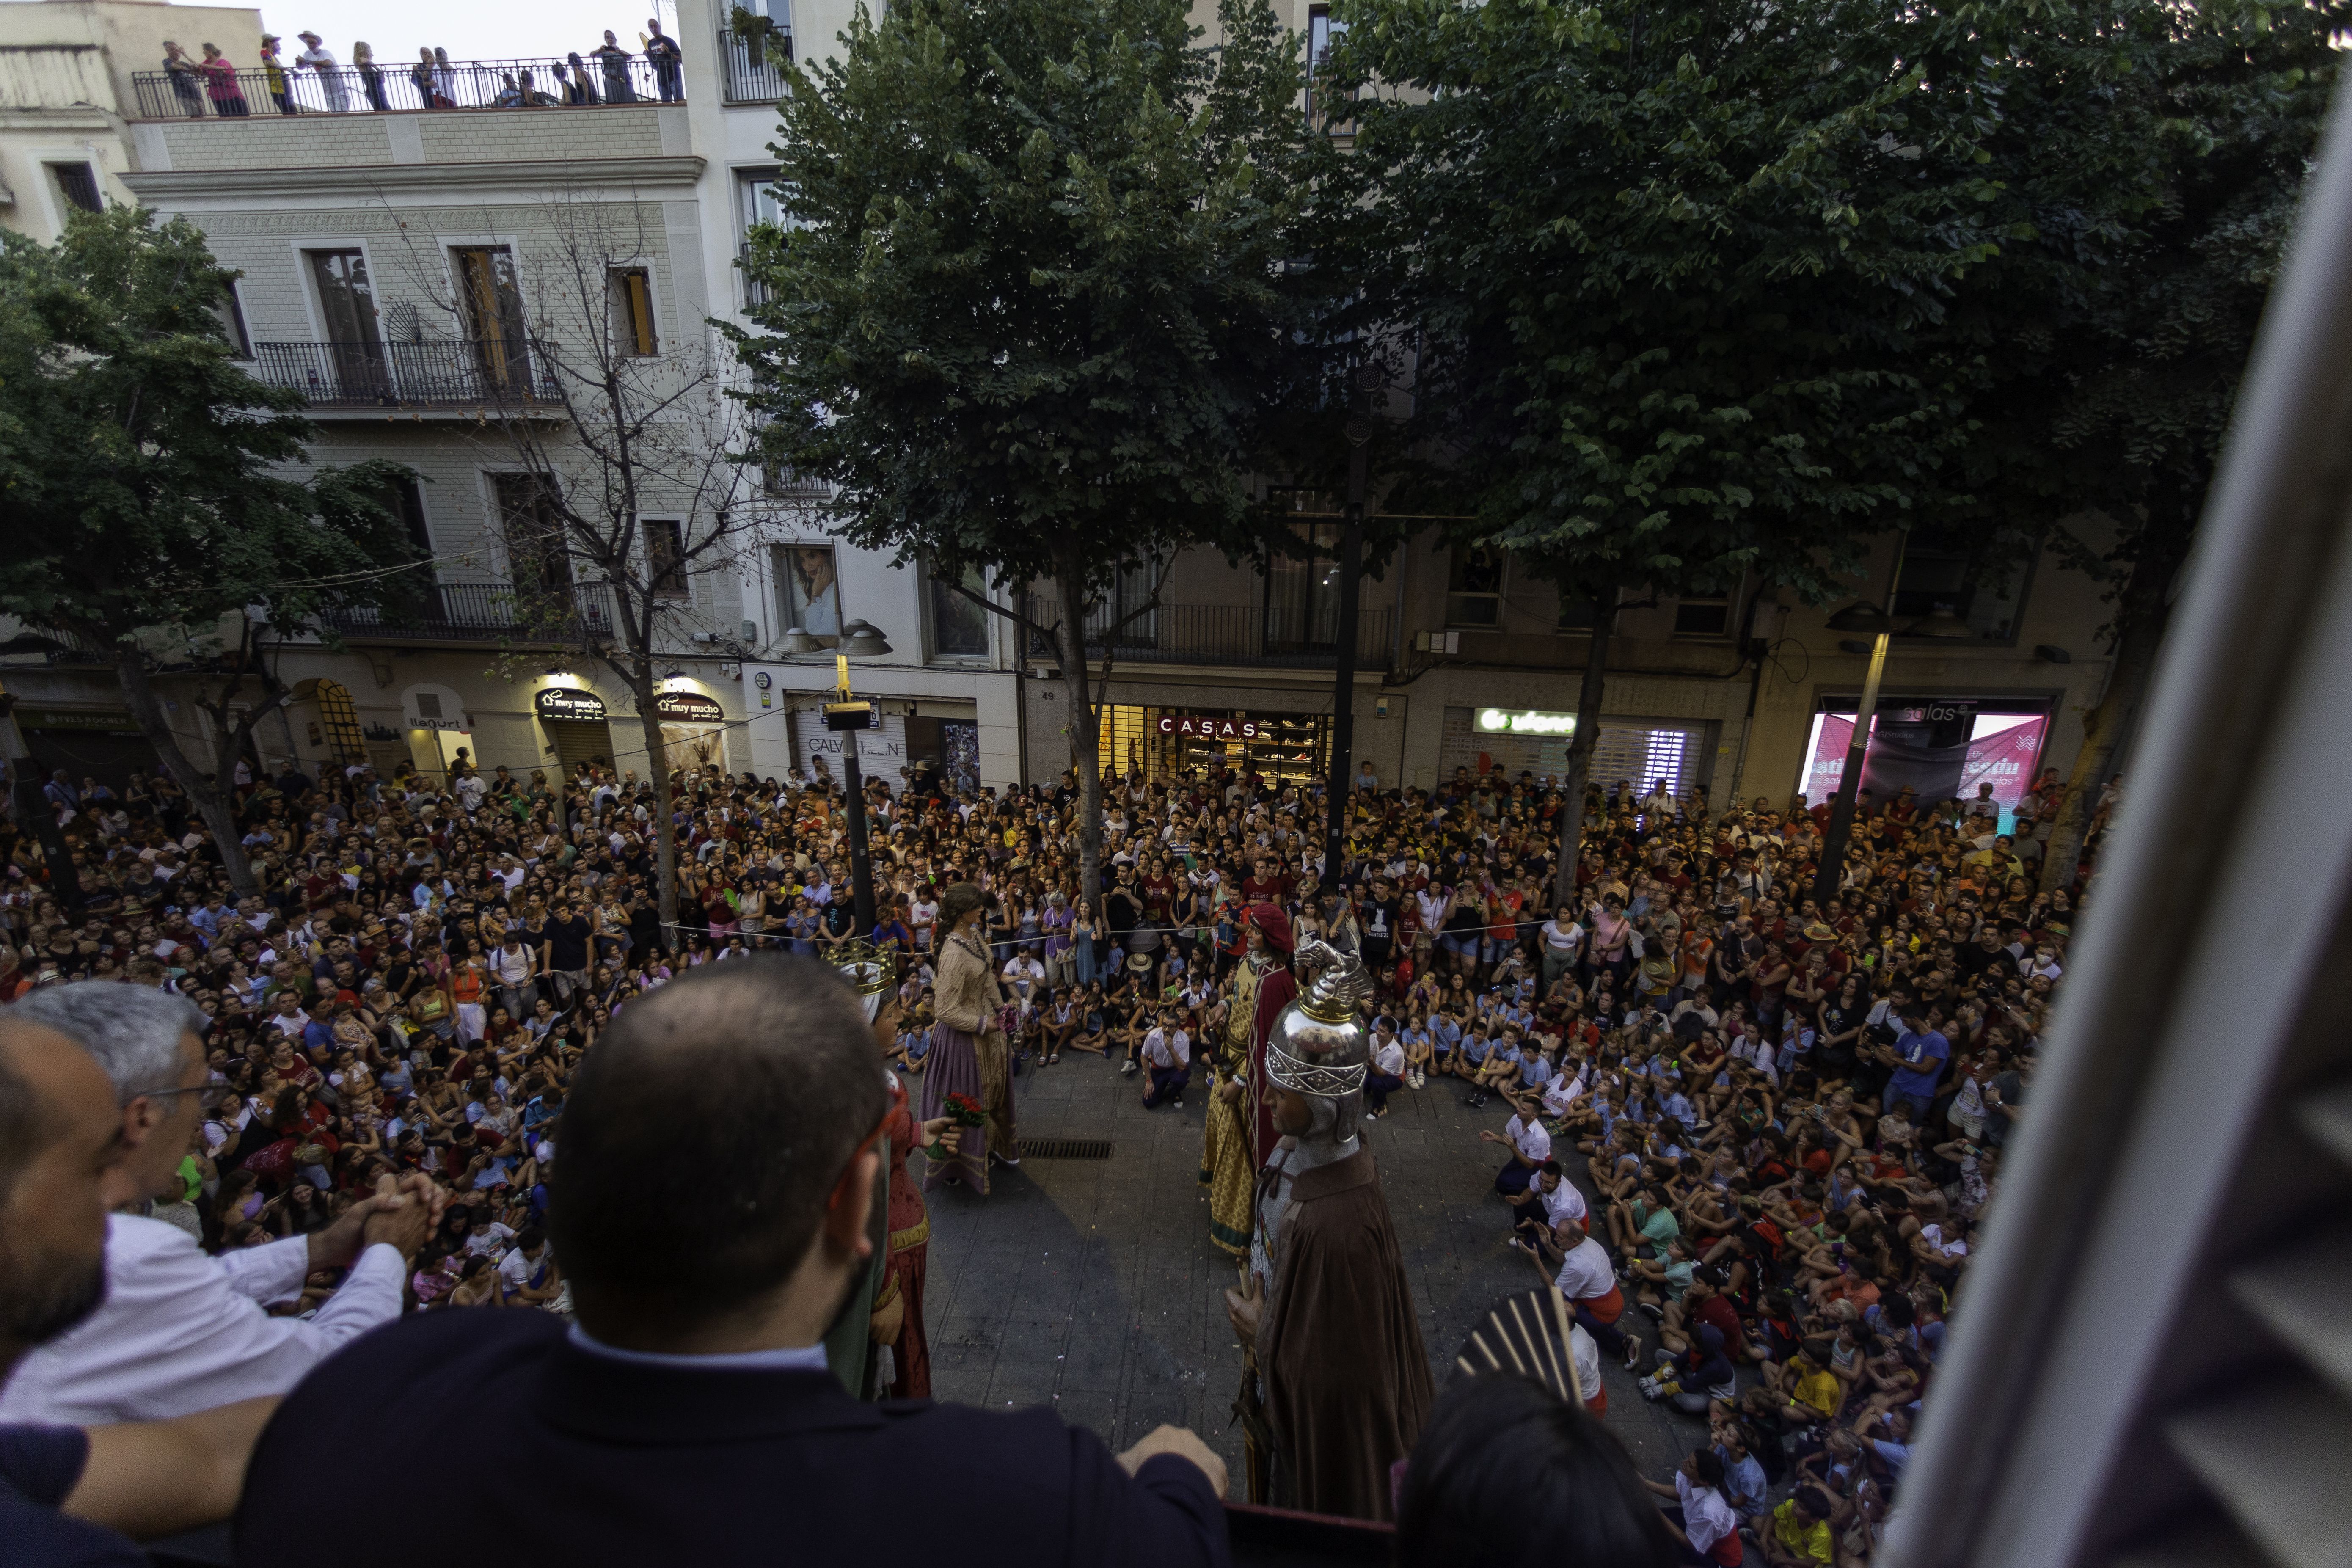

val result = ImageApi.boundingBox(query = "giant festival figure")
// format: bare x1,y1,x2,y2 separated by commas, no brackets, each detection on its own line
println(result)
1199,904,1299,1257
1223,938,1433,1521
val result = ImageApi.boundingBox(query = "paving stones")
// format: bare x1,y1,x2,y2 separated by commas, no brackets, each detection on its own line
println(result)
916,1055,1710,1478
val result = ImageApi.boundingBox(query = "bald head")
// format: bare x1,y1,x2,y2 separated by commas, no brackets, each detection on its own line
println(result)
549,956,888,1344
0,1018,127,1363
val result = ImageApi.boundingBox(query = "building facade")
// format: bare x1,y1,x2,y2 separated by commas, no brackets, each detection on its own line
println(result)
2,0,2119,818
4,0,1034,797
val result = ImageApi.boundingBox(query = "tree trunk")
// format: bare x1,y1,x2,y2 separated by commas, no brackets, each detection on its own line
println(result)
634,673,680,931
2037,535,2178,897
1551,602,1611,909
1056,568,1105,904
114,646,257,896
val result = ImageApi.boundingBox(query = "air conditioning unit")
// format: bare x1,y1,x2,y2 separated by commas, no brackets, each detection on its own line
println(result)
1413,630,1460,655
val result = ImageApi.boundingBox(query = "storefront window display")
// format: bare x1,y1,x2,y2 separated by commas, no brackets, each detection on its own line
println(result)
1096,705,1330,784
1799,702,2050,829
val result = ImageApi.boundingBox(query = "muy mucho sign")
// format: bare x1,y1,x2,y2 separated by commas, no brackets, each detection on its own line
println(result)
655,692,725,724
535,687,608,722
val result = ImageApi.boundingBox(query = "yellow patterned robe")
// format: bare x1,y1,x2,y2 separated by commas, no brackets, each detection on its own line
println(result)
1200,959,1264,1257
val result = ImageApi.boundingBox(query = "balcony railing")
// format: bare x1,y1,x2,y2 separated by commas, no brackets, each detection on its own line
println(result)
252,340,562,409
1018,597,1396,670
719,28,793,103
130,53,679,120
738,243,770,309
323,581,619,644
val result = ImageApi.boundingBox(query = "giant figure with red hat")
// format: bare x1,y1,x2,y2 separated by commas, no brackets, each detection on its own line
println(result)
1198,904,1296,1257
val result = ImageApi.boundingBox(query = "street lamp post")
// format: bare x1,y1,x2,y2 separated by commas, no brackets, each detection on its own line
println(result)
1321,362,1381,888
1807,532,1971,912
1808,603,1895,914
823,620,894,936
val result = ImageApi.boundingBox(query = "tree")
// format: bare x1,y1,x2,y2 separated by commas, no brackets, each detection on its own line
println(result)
1328,0,2019,899
731,0,1324,899
1917,0,2344,895
377,193,783,930
0,207,421,896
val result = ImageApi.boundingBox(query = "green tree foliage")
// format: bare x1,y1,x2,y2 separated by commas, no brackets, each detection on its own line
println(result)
731,0,1322,896
0,208,421,893
1921,0,2344,893
1326,0,2019,894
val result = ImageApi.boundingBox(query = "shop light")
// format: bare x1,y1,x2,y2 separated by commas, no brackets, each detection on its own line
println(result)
1475,708,1576,736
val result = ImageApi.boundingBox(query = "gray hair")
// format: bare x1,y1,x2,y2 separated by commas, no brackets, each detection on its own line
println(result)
9,983,208,1102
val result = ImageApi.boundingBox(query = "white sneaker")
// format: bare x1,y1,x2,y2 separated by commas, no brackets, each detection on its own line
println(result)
1121,1060,1138,1076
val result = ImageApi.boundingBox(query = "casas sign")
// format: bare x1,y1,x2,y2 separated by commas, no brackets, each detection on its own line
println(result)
1155,715,1260,740
534,687,608,722
655,692,725,724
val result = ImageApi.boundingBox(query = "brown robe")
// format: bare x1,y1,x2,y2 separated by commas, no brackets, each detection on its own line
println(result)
1255,1146,1434,1521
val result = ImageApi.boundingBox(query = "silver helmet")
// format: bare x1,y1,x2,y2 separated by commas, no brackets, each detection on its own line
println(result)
1264,937,1372,1101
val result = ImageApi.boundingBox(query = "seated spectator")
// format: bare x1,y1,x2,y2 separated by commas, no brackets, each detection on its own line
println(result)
234,958,1229,1566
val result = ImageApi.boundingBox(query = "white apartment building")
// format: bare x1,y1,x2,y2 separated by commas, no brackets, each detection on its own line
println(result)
6,0,1030,796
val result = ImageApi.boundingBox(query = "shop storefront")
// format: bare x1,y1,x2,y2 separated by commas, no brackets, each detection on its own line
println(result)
1438,705,1714,800
1096,705,1331,785
795,701,907,784
534,686,615,776
14,707,152,794
654,691,729,775
1798,694,2052,827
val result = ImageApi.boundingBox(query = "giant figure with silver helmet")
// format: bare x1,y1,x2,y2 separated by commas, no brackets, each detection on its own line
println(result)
1221,936,1433,1521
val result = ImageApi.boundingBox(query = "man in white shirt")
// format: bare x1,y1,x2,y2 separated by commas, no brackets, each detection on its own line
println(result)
1479,1104,1551,1197
1644,1449,1741,1565
1138,1012,1190,1110
0,984,438,1425
1000,951,1045,1004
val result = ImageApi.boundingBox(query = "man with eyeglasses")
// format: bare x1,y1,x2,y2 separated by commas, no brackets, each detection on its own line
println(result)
0,984,441,1425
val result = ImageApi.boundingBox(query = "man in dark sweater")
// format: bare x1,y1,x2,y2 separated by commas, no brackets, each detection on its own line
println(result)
235,958,1231,1568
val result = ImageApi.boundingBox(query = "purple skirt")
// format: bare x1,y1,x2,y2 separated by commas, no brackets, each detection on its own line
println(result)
919,1021,992,1193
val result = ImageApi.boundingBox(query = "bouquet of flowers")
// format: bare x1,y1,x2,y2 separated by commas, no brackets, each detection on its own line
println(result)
993,1001,1023,1036
940,1091,987,1130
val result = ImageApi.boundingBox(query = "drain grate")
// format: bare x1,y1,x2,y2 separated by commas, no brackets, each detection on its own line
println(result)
1018,1138,1115,1160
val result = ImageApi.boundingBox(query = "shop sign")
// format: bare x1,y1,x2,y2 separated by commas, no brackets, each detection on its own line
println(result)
535,687,609,722
1475,707,1577,736
1155,715,1260,740
16,708,140,734
655,692,725,724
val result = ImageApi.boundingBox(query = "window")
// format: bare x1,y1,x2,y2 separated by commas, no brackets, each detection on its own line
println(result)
453,245,531,394
494,474,569,601
1265,520,1343,651
1892,525,2033,642
1110,556,1159,648
50,163,101,214
608,267,658,357
645,518,688,598
740,171,795,233
1306,6,1349,125
1673,596,1732,637
1446,546,1505,627
306,250,381,344
926,562,989,659
215,282,253,358
774,543,842,643
383,477,433,557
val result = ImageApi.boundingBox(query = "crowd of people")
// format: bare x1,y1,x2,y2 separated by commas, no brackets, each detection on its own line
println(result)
153,21,686,119
0,740,2095,1563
